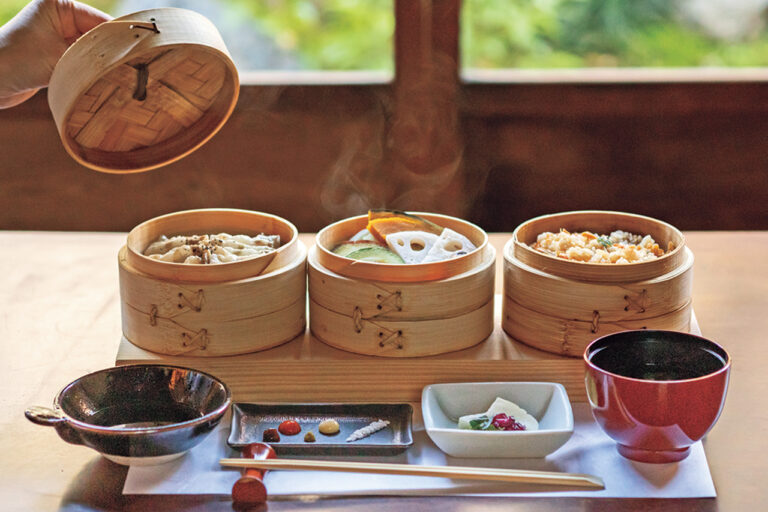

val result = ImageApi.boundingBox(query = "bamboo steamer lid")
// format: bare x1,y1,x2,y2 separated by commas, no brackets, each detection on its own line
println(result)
48,8,239,173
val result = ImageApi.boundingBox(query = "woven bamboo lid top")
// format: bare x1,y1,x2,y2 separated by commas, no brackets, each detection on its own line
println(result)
48,9,239,173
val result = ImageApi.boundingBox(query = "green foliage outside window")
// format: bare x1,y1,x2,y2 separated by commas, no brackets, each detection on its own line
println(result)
3,0,768,70
227,0,393,71
462,0,768,68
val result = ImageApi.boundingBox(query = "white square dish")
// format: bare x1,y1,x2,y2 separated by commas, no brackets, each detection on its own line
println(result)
422,382,574,458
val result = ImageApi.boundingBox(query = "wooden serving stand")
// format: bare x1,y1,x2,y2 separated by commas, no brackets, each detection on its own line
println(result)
116,296,588,403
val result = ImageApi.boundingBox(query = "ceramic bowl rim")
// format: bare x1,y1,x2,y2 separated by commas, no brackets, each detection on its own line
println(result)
52,364,232,436
583,329,731,384
422,381,574,435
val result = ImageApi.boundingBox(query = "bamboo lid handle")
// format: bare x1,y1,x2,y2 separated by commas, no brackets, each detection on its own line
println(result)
105,20,161,33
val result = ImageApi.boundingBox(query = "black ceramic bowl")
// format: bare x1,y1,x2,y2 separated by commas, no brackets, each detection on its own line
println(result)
26,365,231,465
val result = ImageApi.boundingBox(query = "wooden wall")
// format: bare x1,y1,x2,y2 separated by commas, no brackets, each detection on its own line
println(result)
0,86,391,232
1,81,766,232
463,82,768,231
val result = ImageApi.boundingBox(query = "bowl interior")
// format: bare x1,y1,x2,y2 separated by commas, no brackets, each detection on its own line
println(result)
128,209,296,255
56,365,230,429
510,210,686,283
126,208,298,282
514,210,684,255
586,331,729,381
423,383,572,431
315,213,489,282
318,214,485,251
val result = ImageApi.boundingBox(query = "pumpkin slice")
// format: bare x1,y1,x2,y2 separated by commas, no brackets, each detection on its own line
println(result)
366,210,443,244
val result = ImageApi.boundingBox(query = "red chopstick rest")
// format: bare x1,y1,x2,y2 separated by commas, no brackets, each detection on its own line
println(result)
231,443,277,506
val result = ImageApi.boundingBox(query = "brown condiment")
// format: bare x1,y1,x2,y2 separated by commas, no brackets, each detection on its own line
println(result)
304,431,316,443
262,428,280,442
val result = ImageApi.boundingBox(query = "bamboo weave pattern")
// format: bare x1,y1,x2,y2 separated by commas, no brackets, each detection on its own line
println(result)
65,48,227,152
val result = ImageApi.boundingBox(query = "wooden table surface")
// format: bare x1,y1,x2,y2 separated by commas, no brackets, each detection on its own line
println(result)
1,231,766,511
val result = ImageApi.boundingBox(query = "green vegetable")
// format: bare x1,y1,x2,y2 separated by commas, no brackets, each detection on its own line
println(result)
468,415,497,431
345,246,405,264
333,241,384,257
597,236,613,248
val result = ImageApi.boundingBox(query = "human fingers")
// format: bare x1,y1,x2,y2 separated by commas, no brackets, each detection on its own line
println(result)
54,0,112,43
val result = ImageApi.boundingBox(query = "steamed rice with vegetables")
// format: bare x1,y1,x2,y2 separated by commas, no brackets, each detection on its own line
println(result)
531,229,665,264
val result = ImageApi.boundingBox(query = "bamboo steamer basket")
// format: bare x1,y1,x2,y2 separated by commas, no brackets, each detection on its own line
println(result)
48,8,239,173
119,209,306,356
309,213,495,357
511,210,686,283
503,211,693,356
315,213,488,283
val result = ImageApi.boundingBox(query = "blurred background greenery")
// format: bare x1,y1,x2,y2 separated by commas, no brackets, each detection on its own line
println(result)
462,0,768,68
3,0,768,70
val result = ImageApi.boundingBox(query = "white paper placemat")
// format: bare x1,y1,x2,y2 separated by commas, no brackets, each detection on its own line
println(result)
123,403,716,499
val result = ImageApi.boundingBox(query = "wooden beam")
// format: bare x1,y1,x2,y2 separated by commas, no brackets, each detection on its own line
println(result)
386,0,465,216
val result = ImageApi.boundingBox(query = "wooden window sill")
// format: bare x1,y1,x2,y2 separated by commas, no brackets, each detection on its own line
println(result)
462,67,768,84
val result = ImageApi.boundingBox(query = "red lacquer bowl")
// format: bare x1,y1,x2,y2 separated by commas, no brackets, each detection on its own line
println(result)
584,330,730,463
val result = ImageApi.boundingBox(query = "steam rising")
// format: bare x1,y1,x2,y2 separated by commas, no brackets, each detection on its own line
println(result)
321,52,489,221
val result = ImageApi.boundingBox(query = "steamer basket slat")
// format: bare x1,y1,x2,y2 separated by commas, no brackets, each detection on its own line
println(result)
308,246,495,320
504,246,694,322
310,298,494,357
502,297,692,357
503,211,693,356
122,296,306,357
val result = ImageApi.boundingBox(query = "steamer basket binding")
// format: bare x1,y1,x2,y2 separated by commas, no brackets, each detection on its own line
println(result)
502,211,693,357
48,8,239,173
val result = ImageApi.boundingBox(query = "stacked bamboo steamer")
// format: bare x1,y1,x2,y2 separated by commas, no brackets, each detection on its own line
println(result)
48,8,239,173
503,211,693,357
119,209,307,356
309,213,495,357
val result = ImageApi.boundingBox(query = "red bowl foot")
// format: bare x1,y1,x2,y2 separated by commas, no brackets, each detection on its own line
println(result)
617,444,691,463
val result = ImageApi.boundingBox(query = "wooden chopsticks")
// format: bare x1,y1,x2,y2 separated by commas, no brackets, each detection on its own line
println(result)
219,458,604,489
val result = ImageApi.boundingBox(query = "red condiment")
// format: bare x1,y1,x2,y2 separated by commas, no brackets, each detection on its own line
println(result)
278,420,301,436
491,413,526,431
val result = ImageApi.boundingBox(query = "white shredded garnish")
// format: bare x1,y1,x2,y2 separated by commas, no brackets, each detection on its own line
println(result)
346,419,390,442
